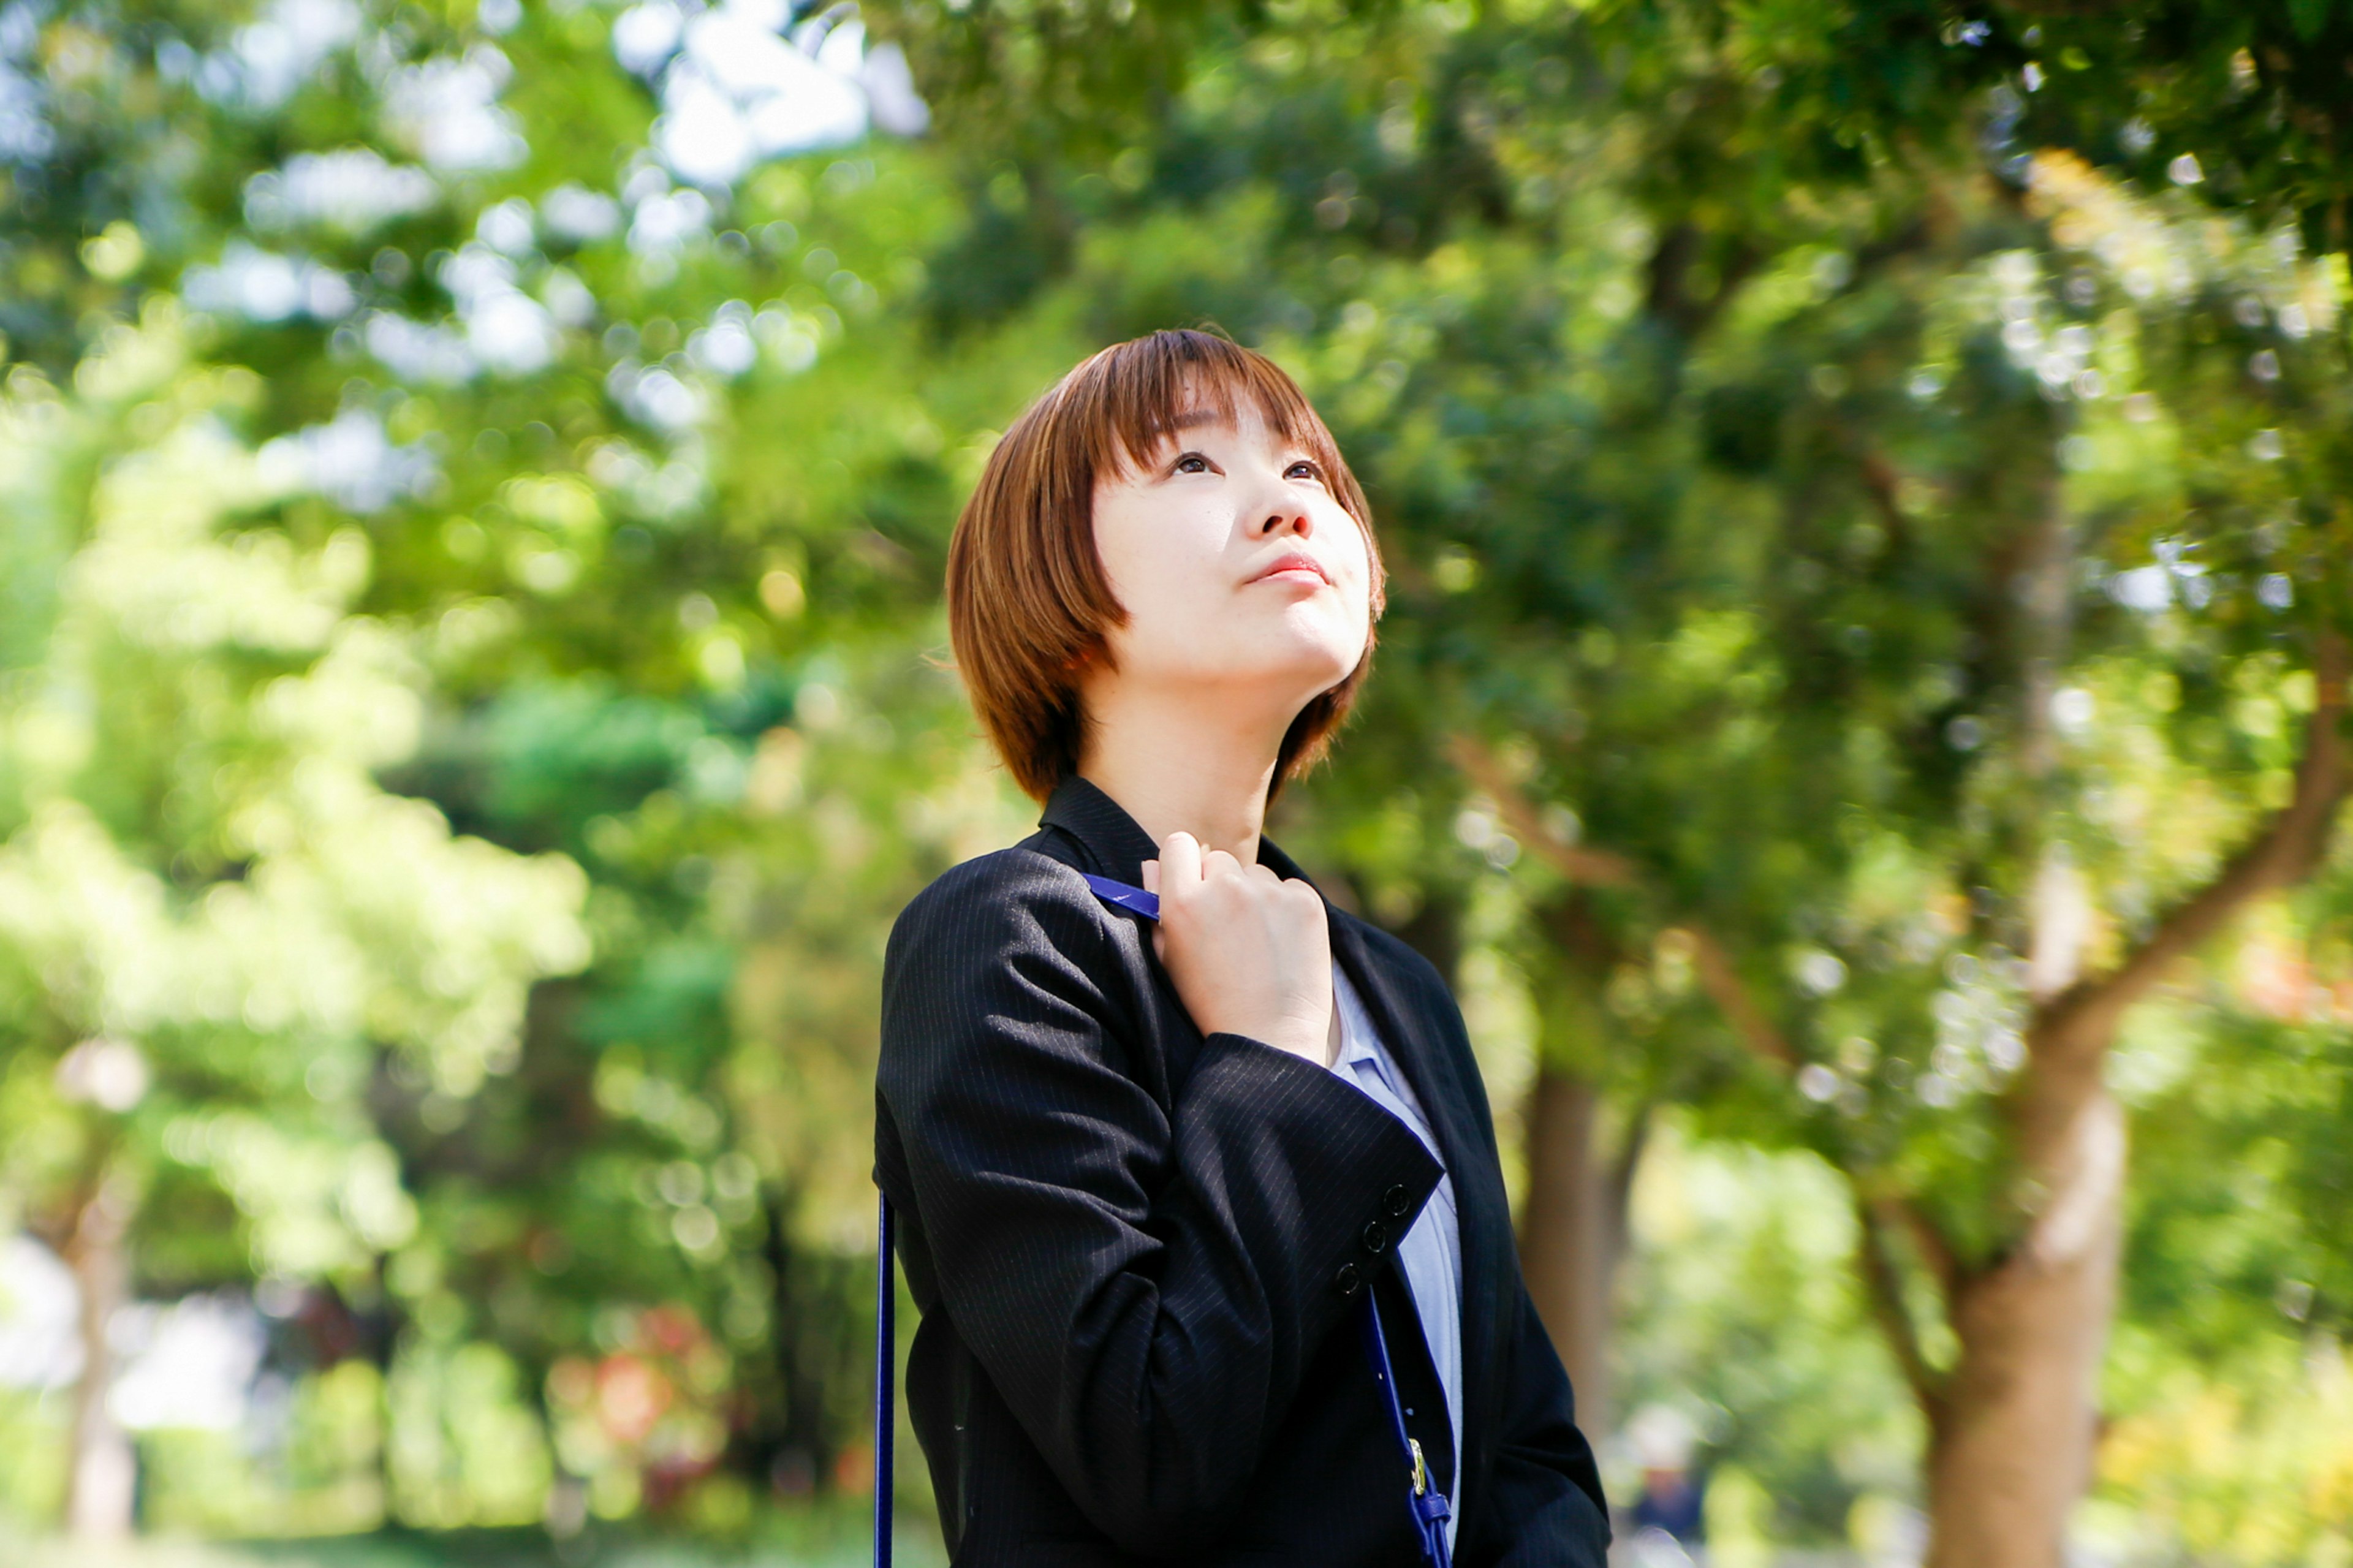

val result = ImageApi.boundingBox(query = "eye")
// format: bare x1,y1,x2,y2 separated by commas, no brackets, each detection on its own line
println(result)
1285,459,1324,483
1172,451,1211,475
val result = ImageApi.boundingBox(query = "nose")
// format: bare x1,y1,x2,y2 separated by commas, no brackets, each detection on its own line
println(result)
1251,458,1311,537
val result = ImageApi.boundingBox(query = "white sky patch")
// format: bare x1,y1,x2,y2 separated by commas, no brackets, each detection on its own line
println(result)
754,303,820,372
2051,686,2096,737
612,0,684,74
467,291,561,375
245,147,439,235
0,1236,81,1391
184,241,355,322
365,311,477,384
257,408,440,513
540,266,597,327
608,359,707,431
616,0,926,188
861,39,928,135
476,197,537,255
55,1037,149,1111
1792,949,1847,996
437,243,559,376
2107,565,2172,613
382,46,526,172
628,185,712,254
200,0,362,110
541,184,621,244
688,301,757,377
110,1294,268,1433
0,48,53,162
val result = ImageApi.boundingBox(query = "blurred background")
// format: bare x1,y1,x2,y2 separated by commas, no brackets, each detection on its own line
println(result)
3,0,2351,1564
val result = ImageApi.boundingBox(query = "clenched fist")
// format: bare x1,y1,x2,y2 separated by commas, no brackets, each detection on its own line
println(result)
1140,832,1337,1068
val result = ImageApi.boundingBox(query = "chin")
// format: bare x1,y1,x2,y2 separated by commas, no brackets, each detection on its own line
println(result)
1158,608,1366,699
1262,636,1364,701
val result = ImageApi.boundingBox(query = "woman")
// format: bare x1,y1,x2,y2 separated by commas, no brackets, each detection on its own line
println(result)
876,329,1609,1566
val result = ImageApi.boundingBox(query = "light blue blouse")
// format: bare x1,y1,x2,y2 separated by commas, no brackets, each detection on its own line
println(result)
1329,960,1464,1550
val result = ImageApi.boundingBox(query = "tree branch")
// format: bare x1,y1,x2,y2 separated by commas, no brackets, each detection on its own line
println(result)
2035,633,2350,1067
1449,733,1797,1069
1448,734,1641,889
1852,1192,1951,1430
1681,925,1799,1068
1868,1191,1962,1304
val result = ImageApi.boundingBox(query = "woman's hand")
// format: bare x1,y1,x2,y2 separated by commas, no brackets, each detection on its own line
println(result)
1141,833,1336,1067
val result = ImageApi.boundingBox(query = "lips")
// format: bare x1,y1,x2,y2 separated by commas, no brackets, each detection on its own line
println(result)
1251,550,1331,586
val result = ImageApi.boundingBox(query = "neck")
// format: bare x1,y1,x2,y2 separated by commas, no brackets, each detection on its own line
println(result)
1075,681,1298,863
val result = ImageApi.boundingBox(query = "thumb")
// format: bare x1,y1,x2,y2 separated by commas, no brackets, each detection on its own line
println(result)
1140,858,1159,895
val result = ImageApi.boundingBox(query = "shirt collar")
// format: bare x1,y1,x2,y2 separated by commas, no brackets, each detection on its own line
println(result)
1330,963,1386,1075
1037,774,1320,893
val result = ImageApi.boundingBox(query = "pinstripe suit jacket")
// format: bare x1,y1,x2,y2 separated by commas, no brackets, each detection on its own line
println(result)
874,775,1610,1567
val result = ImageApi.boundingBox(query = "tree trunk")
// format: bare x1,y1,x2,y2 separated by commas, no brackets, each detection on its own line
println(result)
63,1178,137,1540
1917,458,2118,1568
1923,1076,2124,1568
1516,1068,1644,1439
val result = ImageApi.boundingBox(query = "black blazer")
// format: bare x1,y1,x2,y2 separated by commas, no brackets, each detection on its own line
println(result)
875,775,1609,1567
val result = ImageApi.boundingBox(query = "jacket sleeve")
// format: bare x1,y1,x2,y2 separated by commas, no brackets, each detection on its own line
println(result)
878,854,1444,1557
1474,1280,1613,1567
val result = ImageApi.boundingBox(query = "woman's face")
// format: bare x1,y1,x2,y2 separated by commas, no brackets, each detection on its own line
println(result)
1084,397,1373,723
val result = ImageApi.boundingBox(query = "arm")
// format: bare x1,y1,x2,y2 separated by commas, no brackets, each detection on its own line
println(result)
1474,1281,1613,1568
879,855,1444,1557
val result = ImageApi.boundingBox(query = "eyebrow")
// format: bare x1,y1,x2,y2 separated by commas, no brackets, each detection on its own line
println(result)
1168,407,1229,431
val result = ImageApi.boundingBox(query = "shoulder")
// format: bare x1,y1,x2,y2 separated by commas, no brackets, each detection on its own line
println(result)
878,837,1152,1086
884,834,1116,982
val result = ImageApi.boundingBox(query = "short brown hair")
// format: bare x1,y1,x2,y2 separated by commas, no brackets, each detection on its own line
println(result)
946,329,1385,803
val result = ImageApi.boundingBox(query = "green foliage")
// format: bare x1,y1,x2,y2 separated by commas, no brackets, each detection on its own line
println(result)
3,0,2352,1551
1616,1127,1922,1542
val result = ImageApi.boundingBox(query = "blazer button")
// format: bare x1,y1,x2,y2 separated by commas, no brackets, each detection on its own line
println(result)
1383,1184,1412,1219
1333,1262,1362,1297
1361,1221,1388,1254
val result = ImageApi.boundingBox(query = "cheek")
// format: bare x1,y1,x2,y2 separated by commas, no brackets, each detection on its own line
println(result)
1330,524,1376,625
1092,491,1170,611
1091,490,1222,642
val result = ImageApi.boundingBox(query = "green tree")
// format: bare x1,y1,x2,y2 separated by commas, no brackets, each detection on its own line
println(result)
0,309,588,1534
9,0,2353,1557
869,3,2353,1560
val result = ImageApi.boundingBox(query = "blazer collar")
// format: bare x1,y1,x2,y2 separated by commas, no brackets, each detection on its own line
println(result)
1038,774,1320,890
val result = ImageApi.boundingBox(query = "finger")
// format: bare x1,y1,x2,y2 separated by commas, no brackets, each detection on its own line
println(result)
1202,847,1245,882
1140,859,1159,895
1247,863,1283,888
1159,832,1202,895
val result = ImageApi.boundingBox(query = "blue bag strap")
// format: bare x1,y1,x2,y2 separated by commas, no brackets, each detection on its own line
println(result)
1079,871,1161,920
1360,1285,1455,1566
871,870,1452,1567
875,1191,895,1568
